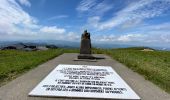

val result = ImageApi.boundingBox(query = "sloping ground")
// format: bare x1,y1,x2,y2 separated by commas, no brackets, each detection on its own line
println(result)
0,53,170,100
93,47,170,93
0,49,78,86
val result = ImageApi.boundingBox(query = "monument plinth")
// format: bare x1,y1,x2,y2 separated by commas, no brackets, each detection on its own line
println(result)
78,30,95,59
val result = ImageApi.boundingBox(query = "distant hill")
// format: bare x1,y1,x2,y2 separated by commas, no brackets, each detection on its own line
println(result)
0,40,170,51
0,40,79,49
116,47,155,50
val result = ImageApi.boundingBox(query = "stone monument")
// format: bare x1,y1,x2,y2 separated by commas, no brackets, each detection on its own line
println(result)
78,30,94,59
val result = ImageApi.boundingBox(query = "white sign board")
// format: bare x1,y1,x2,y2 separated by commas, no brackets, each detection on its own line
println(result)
29,64,140,99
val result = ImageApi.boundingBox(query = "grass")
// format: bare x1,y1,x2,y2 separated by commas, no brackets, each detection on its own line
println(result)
93,47,170,93
0,47,170,94
0,48,78,86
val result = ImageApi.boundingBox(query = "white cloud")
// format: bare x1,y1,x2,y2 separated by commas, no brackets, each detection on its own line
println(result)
98,35,116,42
143,31,170,43
67,32,80,41
87,16,100,28
96,33,144,42
161,34,170,42
95,28,170,44
76,0,97,12
88,0,170,30
0,0,38,35
0,0,170,46
76,0,113,16
40,26,66,34
47,15,68,21
94,26,170,44
37,31,80,41
143,23,170,30
89,0,113,16
0,0,69,41
117,34,144,42
120,19,142,29
131,22,170,43
18,0,31,7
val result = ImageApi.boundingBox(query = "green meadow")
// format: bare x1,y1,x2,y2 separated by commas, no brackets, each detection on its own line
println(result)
93,47,170,93
0,49,78,86
0,48,170,93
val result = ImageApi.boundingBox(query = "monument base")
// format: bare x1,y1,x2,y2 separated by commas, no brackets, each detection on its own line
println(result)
74,58,97,62
77,54,95,59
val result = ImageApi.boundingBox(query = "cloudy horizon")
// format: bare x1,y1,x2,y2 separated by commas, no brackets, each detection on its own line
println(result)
0,0,170,47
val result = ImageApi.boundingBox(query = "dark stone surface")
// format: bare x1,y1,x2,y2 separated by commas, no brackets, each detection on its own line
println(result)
78,30,93,59
80,39,91,54
78,54,95,59
78,30,105,60
80,30,91,54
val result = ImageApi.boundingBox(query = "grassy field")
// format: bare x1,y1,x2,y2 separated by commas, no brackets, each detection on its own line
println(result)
0,48,78,86
0,47,170,94
93,47,170,93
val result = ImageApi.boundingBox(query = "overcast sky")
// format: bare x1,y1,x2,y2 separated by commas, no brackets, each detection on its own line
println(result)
0,0,170,47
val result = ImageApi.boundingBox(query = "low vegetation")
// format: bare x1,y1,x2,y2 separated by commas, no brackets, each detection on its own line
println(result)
0,48,78,86
0,47,170,94
93,47,170,93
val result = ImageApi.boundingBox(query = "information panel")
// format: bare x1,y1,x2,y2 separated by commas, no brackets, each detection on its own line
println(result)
29,64,140,99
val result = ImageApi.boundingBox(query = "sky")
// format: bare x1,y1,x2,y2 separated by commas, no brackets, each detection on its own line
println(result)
0,0,170,47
